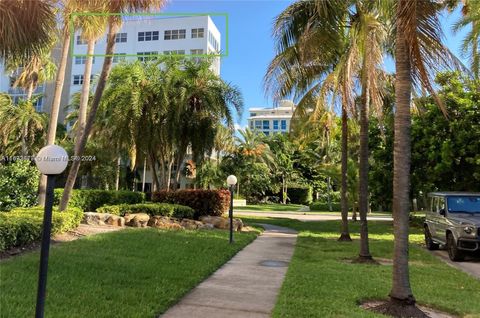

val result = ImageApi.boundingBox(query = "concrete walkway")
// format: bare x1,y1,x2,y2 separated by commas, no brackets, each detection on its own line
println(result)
430,250,480,280
235,211,393,222
161,224,298,318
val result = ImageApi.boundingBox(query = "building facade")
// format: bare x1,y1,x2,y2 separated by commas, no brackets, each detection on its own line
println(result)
247,100,295,135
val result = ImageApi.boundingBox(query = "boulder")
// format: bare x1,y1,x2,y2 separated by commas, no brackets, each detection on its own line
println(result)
105,215,125,227
148,216,183,230
200,216,243,231
82,212,111,225
180,219,204,230
125,213,150,227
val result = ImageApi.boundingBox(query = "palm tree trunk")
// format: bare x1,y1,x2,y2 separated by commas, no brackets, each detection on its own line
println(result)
389,9,415,305
38,30,70,206
327,176,332,211
149,152,160,191
338,103,352,241
59,20,117,211
26,82,34,100
357,80,373,261
115,155,121,190
142,157,147,192
74,39,94,154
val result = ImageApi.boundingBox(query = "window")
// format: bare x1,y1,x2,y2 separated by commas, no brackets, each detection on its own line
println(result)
164,29,186,40
73,75,83,85
273,120,279,130
262,120,270,130
249,121,254,129
250,112,256,117
255,120,261,129
74,56,95,65
163,50,185,55
33,97,43,112
137,51,158,62
264,131,270,136
138,31,159,41
191,28,204,38
115,32,127,43
76,35,87,45
436,197,446,214
208,31,219,51
190,49,204,55
112,53,126,63
281,120,287,130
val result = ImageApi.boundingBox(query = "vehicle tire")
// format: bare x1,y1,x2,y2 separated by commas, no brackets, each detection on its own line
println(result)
447,233,464,262
424,226,439,250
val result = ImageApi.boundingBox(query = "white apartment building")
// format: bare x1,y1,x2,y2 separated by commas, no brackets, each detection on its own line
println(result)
0,15,221,121
247,100,295,135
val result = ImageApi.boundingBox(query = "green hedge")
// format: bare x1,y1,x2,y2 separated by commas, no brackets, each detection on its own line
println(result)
0,207,83,252
96,203,194,219
309,202,341,211
53,189,145,212
288,186,313,205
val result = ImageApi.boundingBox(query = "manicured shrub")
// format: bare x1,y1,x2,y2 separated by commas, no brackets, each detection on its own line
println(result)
152,189,230,218
0,207,83,252
53,189,145,212
97,203,194,219
288,186,313,205
309,202,341,211
0,160,40,211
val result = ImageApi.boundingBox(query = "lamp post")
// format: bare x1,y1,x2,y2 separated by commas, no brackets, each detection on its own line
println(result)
226,175,237,244
34,145,68,318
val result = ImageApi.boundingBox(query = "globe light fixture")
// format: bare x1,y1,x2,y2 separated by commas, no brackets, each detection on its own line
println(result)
34,144,68,318
226,175,237,243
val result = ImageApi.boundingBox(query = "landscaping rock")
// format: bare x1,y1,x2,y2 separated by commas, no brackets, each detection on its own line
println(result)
148,216,183,230
105,215,125,227
199,216,243,231
82,212,112,225
180,219,205,230
125,213,150,227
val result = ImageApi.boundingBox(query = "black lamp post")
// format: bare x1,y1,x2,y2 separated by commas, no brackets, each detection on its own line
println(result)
226,175,237,244
34,145,68,318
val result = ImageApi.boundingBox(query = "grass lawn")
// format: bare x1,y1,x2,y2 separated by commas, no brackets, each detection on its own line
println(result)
0,228,258,318
234,203,304,212
241,217,480,318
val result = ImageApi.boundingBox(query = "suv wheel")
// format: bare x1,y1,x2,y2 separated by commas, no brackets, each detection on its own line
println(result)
447,233,464,262
424,226,439,250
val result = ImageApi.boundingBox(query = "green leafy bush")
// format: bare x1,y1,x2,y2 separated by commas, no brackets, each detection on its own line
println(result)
96,203,194,219
53,189,145,212
288,186,313,205
0,160,40,211
309,202,341,211
0,207,83,252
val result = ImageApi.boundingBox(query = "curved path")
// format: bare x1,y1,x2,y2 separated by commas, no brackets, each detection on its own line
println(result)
235,211,393,222
161,224,297,318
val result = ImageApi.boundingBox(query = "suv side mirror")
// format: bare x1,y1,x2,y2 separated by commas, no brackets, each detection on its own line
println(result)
439,208,446,216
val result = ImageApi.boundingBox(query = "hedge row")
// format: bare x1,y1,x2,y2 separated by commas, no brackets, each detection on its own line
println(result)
288,186,313,205
152,189,230,218
309,201,341,211
0,207,83,252
53,189,145,212
97,203,194,219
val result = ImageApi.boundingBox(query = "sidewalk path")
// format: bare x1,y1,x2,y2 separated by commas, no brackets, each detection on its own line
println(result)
161,224,297,318
430,250,480,280
235,211,393,222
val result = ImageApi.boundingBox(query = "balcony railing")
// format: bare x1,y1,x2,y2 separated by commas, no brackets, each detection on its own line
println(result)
7,85,44,95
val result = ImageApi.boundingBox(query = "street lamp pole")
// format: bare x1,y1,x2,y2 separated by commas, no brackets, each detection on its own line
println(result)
226,175,237,244
34,145,68,318
35,174,56,318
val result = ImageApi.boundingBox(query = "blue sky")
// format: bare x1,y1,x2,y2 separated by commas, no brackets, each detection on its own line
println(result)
162,1,468,128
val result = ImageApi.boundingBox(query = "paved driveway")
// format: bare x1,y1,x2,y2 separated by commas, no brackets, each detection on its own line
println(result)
429,250,480,280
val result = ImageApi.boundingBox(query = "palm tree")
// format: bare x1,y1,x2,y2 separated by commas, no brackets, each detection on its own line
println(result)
60,0,166,211
265,0,354,241
0,0,55,61
375,0,463,315
5,50,56,100
451,0,480,79
0,94,47,156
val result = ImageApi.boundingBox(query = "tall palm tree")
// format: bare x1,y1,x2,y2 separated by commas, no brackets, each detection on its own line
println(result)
375,0,463,315
265,0,354,241
60,0,166,211
0,0,55,61
0,94,47,156
39,0,83,206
